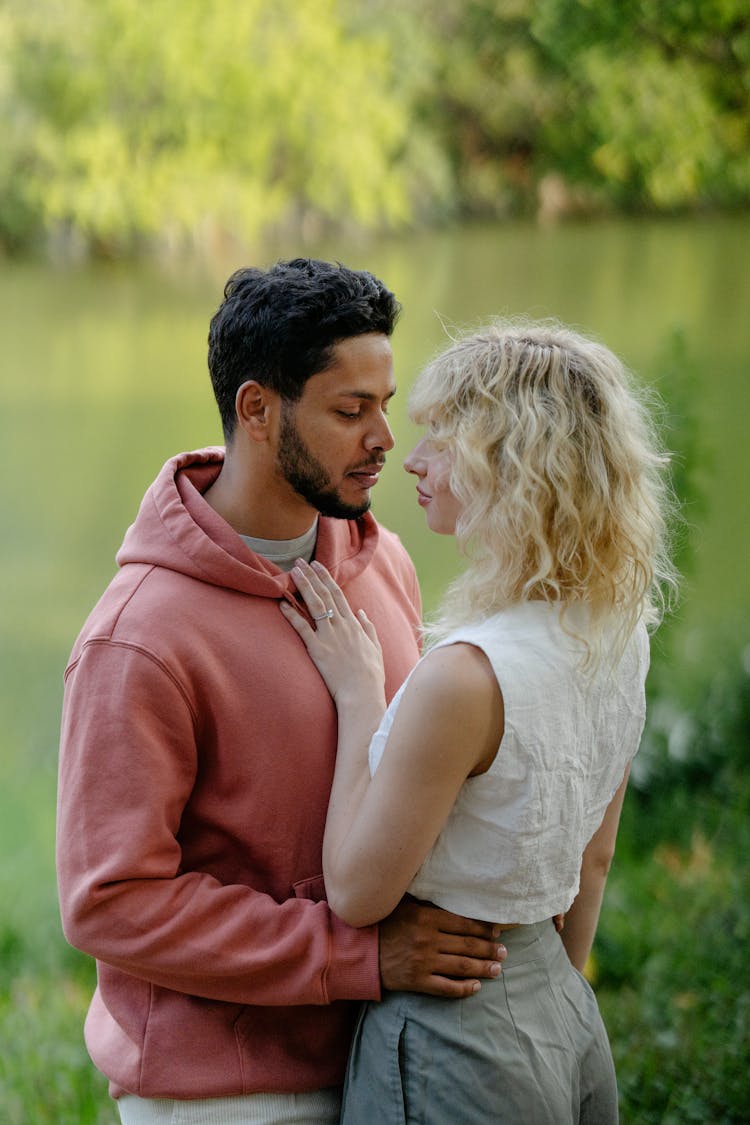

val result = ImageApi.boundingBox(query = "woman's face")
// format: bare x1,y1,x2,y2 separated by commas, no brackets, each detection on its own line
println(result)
403,436,463,535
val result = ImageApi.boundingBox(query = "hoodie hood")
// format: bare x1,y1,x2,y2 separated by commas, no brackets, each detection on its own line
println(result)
116,448,380,599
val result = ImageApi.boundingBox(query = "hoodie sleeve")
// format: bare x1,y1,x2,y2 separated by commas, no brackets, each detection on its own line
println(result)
56,639,380,1007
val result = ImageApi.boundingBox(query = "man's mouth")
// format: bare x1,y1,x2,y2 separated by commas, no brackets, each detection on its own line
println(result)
348,462,385,488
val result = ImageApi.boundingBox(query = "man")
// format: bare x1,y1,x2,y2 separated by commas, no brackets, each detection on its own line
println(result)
57,259,505,1123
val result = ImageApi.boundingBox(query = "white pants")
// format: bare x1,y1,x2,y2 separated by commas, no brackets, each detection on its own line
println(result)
117,1088,341,1125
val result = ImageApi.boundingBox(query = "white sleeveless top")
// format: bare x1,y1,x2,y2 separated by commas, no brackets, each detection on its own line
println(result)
368,602,649,923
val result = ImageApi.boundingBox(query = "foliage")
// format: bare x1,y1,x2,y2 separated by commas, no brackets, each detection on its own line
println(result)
377,0,569,218
0,0,415,257
594,644,750,1123
402,0,750,217
1,0,749,257
532,0,750,210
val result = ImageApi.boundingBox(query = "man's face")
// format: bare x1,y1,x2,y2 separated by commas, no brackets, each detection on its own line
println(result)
275,333,396,519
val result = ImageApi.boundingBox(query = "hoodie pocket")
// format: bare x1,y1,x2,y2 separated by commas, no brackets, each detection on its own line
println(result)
292,873,327,903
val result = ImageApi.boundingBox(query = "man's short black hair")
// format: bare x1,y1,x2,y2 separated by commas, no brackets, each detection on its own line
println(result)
208,258,401,440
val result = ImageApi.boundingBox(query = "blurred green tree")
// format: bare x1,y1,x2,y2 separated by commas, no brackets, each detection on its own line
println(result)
532,0,750,208
1,0,415,256
1,0,748,256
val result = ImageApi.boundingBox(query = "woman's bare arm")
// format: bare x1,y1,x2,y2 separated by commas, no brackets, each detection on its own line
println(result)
323,643,503,926
560,766,631,972
281,559,504,928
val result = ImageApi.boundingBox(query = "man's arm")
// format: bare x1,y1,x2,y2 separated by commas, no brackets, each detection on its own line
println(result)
560,767,631,972
57,640,380,1008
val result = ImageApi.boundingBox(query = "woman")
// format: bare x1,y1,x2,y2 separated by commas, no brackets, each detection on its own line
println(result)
280,321,677,1123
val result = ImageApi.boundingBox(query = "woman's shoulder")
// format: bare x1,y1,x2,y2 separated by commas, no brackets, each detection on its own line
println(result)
415,639,499,697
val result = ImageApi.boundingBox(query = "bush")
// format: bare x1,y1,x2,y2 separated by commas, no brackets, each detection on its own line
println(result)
593,638,750,1122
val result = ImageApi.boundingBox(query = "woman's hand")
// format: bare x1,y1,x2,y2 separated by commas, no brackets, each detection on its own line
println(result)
280,559,386,708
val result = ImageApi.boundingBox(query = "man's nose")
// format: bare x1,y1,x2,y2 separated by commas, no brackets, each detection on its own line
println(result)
365,413,395,452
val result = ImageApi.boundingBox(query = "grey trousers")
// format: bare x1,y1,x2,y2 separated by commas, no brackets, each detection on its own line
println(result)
341,919,618,1125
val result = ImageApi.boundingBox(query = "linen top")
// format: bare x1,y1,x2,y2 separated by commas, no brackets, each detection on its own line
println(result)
368,601,649,923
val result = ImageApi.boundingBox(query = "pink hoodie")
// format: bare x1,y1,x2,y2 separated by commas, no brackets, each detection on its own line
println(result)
57,448,421,1099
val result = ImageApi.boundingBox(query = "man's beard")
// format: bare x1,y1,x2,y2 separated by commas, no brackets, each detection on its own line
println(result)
277,402,373,520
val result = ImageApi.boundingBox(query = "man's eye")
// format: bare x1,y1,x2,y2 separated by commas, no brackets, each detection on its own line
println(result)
337,411,360,420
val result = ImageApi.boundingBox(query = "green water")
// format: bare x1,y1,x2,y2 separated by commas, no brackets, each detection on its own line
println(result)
0,215,748,832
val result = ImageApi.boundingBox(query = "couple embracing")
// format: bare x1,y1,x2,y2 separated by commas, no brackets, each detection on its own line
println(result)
57,258,675,1124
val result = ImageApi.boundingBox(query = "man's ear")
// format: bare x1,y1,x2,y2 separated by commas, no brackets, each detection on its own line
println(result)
235,380,277,442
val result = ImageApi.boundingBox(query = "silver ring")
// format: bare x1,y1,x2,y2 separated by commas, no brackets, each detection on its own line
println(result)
312,608,335,622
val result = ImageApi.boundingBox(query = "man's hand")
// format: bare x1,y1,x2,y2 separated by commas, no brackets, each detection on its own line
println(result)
378,897,507,998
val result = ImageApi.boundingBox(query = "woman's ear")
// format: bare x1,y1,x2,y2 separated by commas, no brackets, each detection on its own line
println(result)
235,380,277,442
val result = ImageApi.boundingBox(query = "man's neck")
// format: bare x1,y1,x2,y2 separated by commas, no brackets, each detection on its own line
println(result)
203,451,318,540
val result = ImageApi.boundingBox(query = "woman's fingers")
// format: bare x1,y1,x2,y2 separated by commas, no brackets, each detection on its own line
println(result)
292,559,355,625
285,563,382,660
281,562,386,704
278,600,314,641
288,561,330,621
357,609,381,649
309,560,352,617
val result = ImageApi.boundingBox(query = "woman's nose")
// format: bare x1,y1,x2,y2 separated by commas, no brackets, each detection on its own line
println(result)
404,439,426,475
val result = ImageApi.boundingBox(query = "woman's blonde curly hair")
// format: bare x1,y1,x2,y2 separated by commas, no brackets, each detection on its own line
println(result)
409,320,679,662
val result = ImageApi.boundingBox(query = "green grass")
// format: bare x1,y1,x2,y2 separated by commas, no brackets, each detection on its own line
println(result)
0,955,114,1124
0,763,116,1123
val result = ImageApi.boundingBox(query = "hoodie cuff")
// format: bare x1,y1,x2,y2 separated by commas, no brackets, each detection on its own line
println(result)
325,912,381,1003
